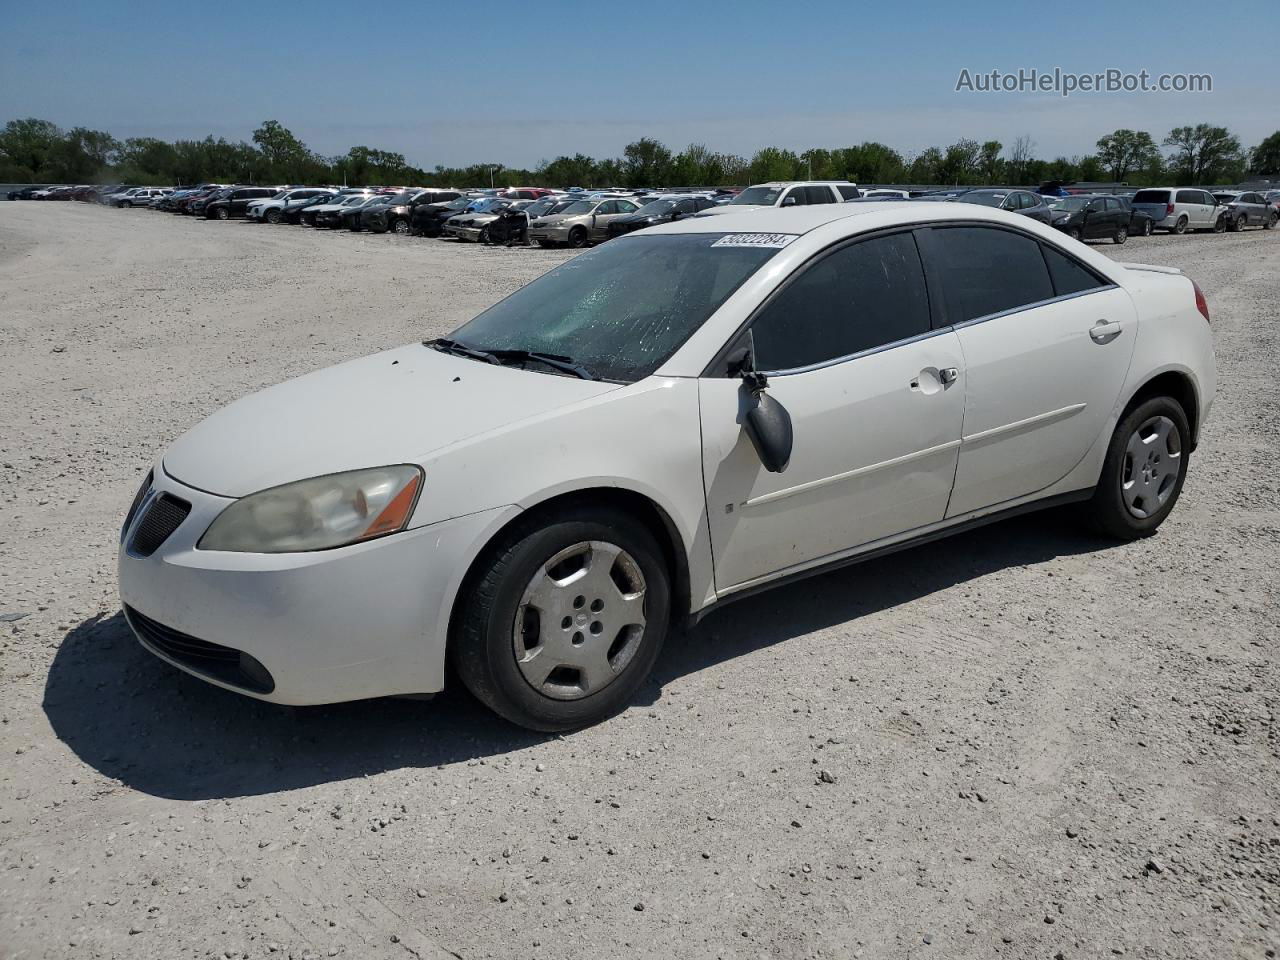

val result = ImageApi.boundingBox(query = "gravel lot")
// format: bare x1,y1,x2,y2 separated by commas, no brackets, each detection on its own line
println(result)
1,203,1277,960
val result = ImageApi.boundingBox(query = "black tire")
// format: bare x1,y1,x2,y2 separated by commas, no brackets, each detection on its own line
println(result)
1173,215,1189,234
1212,216,1226,233
1113,225,1128,245
1230,214,1246,232
391,217,411,235
216,207,229,221
567,226,589,248
1266,212,1277,230
1086,396,1191,541
1142,219,1153,236
451,505,672,731
478,226,491,244
265,208,282,224
1067,227,1081,241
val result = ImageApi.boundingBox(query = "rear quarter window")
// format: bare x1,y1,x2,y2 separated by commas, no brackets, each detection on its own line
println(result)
1133,190,1170,204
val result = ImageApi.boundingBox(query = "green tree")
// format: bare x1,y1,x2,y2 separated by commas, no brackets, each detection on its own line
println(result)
1163,124,1242,184
937,138,981,184
622,138,673,187
907,147,943,184
1005,135,1035,185
978,140,1003,184
1095,129,1159,182
1250,131,1280,175
836,142,905,184
748,146,800,183
0,117,63,179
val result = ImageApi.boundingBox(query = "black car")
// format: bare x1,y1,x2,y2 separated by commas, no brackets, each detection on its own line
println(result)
943,188,1054,224
338,192,399,231
362,189,463,234
6,186,44,200
410,196,476,237
606,195,719,238
1047,195,1132,243
203,186,279,220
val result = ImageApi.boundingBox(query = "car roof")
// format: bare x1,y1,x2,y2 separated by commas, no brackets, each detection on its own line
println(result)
643,200,1048,238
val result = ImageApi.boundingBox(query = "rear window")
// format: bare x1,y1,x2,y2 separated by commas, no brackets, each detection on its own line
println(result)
1132,190,1170,204
837,185,861,200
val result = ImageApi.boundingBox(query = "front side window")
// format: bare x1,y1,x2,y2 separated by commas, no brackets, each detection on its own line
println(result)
447,234,782,382
732,186,782,206
925,226,1054,324
750,232,932,372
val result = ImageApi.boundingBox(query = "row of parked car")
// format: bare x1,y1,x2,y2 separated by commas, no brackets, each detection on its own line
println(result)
19,179,1279,249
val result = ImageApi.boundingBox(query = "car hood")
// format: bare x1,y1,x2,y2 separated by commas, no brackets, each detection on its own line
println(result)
695,203,763,216
162,344,621,498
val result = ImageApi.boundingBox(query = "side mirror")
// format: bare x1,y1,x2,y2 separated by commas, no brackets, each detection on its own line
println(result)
781,196,797,207
726,348,792,474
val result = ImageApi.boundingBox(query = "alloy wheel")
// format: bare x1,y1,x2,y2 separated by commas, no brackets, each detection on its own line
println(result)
1121,416,1182,519
512,540,647,701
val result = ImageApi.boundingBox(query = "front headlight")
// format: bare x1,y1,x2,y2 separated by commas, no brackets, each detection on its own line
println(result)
198,465,422,553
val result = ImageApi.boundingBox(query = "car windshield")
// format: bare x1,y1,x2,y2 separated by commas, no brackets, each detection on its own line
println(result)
385,190,418,203
445,233,784,382
636,199,678,215
466,198,504,213
525,199,557,217
957,192,1005,207
442,198,470,210
732,186,781,205
339,195,368,205
559,200,597,215
1050,197,1089,211
1212,193,1237,203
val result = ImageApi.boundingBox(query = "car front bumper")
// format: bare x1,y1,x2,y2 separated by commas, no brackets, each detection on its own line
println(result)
445,224,484,241
118,466,511,705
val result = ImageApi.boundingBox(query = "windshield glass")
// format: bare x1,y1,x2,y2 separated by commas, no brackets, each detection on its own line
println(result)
732,186,781,205
1050,197,1089,211
958,192,1005,207
446,234,784,382
1212,193,1237,203
525,199,557,217
636,199,678,215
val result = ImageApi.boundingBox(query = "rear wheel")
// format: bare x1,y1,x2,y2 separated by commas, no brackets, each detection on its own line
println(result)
1266,212,1277,230
1086,396,1190,540
452,506,671,731
1229,214,1246,232
1212,216,1226,233
1173,215,1189,234
1113,225,1128,245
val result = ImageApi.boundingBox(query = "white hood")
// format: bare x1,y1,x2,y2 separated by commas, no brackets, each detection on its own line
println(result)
695,204,764,216
162,344,620,497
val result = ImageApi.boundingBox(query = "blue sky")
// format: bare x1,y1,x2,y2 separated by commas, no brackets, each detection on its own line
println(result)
2,0,1274,168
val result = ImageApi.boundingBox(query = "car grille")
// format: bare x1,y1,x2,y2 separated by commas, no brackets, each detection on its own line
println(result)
129,493,191,557
125,605,275,694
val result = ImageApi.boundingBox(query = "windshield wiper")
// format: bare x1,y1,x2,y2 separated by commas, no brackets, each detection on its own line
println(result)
488,349,597,381
427,337,500,364
427,339,596,380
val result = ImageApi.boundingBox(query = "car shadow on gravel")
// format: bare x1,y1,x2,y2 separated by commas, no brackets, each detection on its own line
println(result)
44,510,1112,801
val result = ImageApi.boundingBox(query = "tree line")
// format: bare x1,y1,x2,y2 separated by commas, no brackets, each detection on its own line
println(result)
2,117,1277,189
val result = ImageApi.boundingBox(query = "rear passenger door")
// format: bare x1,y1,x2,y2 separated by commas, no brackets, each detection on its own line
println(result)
804,185,838,205
917,225,1138,516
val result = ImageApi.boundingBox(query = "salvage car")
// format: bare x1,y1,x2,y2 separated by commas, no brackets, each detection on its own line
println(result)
442,198,527,242
696,181,858,216
527,196,642,247
947,188,1053,224
410,196,475,237
1129,188,1226,234
119,202,1215,731
1211,191,1277,231
307,192,377,228
1048,195,1133,243
247,188,334,224
204,186,283,220
362,189,463,234
606,195,720,238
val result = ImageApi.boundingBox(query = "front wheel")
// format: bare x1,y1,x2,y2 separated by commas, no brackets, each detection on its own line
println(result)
1266,212,1277,230
265,208,282,224
1113,225,1128,245
216,207,229,221
1066,227,1081,241
567,226,589,248
391,218,411,235
451,506,672,731
1086,396,1190,540
1141,219,1153,236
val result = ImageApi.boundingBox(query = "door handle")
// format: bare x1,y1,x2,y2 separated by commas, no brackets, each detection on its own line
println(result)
939,367,959,385
1090,319,1122,343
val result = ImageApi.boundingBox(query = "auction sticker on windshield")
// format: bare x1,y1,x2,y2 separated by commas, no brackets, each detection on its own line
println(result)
711,233,797,249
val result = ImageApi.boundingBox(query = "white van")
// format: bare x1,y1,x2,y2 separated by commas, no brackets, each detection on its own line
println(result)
1130,188,1226,234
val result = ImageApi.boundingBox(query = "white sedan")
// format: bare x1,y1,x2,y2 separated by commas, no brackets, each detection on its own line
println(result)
119,203,1215,730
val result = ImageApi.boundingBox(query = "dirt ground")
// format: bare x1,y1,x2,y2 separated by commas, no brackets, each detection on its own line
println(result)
1,202,1277,960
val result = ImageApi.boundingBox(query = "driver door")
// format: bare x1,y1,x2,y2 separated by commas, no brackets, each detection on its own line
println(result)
698,229,965,592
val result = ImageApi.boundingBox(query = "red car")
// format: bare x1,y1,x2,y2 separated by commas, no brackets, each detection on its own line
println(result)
499,187,557,200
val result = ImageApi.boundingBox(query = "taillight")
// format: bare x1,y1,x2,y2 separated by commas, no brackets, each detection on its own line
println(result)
1192,280,1210,323
1166,203,1175,215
